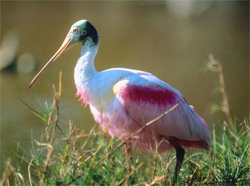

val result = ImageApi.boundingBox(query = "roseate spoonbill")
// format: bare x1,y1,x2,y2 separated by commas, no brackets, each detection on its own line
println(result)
29,20,211,182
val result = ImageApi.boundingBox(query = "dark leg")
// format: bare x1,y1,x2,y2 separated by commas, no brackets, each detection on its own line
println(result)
124,142,133,171
168,138,185,184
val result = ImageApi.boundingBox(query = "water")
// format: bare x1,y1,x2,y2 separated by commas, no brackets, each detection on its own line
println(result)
1,1,249,171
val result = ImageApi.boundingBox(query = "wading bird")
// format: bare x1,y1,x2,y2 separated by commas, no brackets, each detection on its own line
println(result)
29,20,211,183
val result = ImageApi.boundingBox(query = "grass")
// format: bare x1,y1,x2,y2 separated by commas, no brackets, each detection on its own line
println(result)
1,59,250,185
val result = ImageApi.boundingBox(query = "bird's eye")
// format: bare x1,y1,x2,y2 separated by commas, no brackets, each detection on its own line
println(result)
73,28,79,33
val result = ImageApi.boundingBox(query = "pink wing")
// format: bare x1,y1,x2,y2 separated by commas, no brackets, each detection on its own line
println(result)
114,73,211,151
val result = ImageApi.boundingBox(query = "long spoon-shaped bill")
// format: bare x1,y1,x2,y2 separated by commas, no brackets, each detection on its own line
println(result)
28,35,72,89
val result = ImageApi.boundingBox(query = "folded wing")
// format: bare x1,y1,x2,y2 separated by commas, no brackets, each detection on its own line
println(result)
113,72,211,151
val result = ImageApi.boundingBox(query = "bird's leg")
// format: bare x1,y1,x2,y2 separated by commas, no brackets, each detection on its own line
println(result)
168,137,185,184
124,142,133,171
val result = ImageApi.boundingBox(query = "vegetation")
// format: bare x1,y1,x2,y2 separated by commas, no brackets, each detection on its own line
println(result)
1,59,250,185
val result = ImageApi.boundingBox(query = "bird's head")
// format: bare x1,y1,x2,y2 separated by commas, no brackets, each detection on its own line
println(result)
68,20,99,46
28,20,98,89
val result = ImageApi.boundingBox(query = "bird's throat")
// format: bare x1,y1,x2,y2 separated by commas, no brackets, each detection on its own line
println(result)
74,38,99,86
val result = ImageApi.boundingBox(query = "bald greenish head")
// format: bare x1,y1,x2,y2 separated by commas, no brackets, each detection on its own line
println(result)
69,20,99,46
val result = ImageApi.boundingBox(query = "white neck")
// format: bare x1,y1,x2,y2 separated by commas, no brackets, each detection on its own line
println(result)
74,38,99,86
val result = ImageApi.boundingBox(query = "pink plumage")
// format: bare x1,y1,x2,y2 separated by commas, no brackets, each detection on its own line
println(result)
76,70,211,153
29,20,211,183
